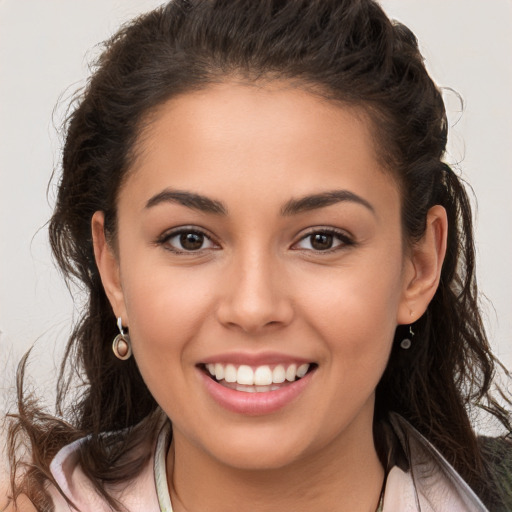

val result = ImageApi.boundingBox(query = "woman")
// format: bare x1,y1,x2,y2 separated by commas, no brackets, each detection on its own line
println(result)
5,1,511,511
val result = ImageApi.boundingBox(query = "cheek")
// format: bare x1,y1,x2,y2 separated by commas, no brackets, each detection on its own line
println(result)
121,264,215,363
297,253,404,363
119,266,218,418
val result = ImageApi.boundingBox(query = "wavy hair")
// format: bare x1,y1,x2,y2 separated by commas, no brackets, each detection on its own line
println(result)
6,0,511,510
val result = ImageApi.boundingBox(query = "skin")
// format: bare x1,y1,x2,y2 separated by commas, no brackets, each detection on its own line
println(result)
93,82,447,512
0,484,37,512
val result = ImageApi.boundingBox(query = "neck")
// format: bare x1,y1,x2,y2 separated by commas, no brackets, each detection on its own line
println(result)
166,415,384,512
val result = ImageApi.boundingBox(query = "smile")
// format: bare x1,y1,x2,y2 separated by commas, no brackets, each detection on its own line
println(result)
205,363,311,391
199,359,317,415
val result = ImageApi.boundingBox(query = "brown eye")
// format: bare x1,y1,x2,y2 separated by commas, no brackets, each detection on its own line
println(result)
180,232,204,250
310,233,334,251
293,229,353,253
160,229,217,253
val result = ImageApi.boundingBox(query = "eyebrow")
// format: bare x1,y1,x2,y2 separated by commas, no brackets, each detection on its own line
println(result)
145,189,227,215
145,188,374,217
281,190,375,216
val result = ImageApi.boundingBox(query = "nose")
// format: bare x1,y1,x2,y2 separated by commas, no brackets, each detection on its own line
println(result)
215,248,294,334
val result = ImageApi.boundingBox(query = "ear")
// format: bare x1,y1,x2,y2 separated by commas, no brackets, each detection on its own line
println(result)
91,211,128,324
397,205,448,324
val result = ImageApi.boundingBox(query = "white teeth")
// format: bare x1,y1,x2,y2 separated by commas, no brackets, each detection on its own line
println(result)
297,363,309,378
206,362,311,387
236,384,257,393
214,363,224,380
224,364,237,383
272,365,286,384
256,385,274,392
235,384,282,393
285,364,297,382
254,366,273,386
237,365,254,385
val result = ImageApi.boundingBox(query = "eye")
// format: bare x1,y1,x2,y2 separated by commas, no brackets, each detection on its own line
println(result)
158,228,218,253
293,229,353,252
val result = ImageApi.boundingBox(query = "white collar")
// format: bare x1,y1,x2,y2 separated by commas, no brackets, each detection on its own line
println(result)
151,415,488,512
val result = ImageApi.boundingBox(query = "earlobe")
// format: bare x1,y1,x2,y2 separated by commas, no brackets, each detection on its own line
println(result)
91,211,128,323
397,205,448,325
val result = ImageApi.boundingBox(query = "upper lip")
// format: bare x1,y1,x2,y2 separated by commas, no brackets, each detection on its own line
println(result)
199,352,314,367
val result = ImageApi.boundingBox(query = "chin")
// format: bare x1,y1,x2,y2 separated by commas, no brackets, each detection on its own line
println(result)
214,447,306,472
201,426,319,472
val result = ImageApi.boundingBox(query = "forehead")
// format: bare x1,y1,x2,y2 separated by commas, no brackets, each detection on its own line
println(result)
122,81,399,213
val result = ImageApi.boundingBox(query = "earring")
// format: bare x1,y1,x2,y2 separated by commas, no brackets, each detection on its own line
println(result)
112,317,132,360
400,325,415,350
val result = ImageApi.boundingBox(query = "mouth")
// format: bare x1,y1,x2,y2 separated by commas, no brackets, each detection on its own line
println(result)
200,362,317,393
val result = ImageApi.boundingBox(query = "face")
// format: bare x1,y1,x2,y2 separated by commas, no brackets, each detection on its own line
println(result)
95,82,423,472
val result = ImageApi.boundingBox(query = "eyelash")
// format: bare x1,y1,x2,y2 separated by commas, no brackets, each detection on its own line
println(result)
156,227,219,254
292,228,355,253
156,227,355,255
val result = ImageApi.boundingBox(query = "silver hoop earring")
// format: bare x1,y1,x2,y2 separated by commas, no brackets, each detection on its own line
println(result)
400,325,415,350
112,317,132,360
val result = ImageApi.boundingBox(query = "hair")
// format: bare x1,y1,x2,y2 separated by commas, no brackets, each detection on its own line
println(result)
6,0,511,510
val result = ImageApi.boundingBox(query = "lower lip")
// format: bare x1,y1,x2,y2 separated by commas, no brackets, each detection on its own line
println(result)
200,368,315,415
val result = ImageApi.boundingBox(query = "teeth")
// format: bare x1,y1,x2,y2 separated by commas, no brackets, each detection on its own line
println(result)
236,384,257,393
297,363,309,378
254,366,273,386
272,365,286,384
224,364,237,383
205,362,311,386
285,364,297,382
214,363,224,380
237,365,254,385
235,384,286,393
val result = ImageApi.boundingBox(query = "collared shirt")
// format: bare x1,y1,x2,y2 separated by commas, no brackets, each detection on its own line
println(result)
47,413,489,511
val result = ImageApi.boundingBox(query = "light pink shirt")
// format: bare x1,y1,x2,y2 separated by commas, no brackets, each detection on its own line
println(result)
48,414,488,511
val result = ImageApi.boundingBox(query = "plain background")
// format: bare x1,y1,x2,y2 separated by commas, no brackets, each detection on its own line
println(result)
1,1,511,469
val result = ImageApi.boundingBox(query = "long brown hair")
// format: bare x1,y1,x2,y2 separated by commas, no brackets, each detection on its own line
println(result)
6,1,511,510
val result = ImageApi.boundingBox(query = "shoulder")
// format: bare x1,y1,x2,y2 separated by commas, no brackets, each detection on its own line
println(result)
385,413,489,512
479,435,512,509
1,475,36,512
47,424,167,512
1,496,37,512
1,479,36,512
479,435,512,470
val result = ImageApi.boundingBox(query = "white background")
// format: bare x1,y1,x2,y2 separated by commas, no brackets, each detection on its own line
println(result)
1,0,511,443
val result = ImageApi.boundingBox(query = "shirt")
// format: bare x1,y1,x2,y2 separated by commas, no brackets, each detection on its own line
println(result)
47,413,489,511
